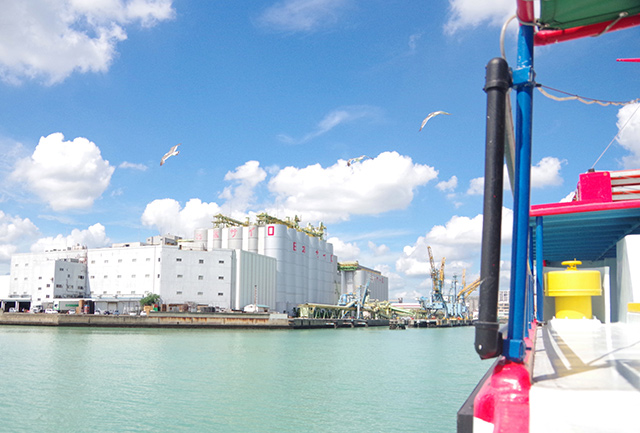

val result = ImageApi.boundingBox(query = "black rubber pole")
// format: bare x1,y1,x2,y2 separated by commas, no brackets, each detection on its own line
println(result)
475,57,511,359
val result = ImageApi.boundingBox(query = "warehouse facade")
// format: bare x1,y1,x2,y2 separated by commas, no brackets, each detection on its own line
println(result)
2,217,388,314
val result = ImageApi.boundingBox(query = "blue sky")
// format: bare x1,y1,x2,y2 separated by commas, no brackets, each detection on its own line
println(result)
1,0,639,300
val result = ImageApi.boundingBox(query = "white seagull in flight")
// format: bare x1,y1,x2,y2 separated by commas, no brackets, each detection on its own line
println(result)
347,155,369,166
160,144,181,166
419,111,451,131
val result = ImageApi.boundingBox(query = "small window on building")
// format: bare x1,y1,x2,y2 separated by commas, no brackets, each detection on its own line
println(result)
90,276,95,279
146,257,151,262
78,286,84,290
25,263,28,267
145,274,150,278
118,259,122,263
176,291,182,295
38,276,42,280
104,275,108,278
157,274,160,278
104,260,109,264
218,260,224,264
117,291,121,294
198,275,204,280
132,258,137,262
91,260,95,264
218,292,224,296
56,284,62,288
103,291,107,294
38,287,42,291
177,274,183,278
78,275,84,279
46,295,50,299
131,274,136,278
176,258,182,262
46,284,51,287
117,275,122,278
199,259,204,264
24,277,28,280
218,276,224,280
197,292,203,296
158,258,161,262
37,298,41,301
59,268,64,271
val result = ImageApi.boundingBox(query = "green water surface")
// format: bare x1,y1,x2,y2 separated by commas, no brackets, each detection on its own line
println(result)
0,325,490,432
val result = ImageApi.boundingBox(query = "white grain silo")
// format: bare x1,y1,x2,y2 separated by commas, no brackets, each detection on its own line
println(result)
246,225,259,253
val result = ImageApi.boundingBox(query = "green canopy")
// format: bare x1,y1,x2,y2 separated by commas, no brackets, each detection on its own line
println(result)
538,0,640,30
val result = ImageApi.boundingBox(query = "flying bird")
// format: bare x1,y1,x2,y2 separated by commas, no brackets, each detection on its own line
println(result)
160,144,181,166
347,155,369,166
419,111,451,131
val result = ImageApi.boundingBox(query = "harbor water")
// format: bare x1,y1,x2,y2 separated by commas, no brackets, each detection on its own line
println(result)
0,325,489,432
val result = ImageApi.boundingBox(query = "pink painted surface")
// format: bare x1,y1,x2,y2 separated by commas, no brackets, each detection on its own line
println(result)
474,322,537,432
577,171,611,202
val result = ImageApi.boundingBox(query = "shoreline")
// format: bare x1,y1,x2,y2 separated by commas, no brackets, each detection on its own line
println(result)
0,312,472,329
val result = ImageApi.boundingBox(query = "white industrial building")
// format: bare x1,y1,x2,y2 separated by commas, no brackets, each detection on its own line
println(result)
2,215,389,315
338,261,389,302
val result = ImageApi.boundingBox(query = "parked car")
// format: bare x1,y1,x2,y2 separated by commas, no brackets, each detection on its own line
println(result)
44,309,58,314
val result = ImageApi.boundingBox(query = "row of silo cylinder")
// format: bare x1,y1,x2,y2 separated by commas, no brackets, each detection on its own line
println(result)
202,224,337,313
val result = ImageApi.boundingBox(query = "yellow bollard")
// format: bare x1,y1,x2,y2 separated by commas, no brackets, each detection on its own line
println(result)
546,260,601,319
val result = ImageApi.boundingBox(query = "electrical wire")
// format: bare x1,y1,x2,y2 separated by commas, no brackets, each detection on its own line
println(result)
537,84,639,107
591,102,640,169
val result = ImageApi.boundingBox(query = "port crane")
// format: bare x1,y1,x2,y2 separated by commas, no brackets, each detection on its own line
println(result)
450,270,480,319
418,246,449,318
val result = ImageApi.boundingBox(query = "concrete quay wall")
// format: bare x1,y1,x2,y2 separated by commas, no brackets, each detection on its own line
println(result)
0,312,291,329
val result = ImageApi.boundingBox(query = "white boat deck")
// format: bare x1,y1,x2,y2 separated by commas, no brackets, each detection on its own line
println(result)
530,318,640,432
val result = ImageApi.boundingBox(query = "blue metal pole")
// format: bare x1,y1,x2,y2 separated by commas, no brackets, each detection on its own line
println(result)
505,22,534,362
535,216,544,322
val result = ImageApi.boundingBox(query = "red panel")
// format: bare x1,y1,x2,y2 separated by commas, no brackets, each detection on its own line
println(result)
534,14,640,46
577,171,612,202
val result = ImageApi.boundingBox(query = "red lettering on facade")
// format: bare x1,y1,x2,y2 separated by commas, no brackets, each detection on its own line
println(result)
268,226,275,236
293,242,297,251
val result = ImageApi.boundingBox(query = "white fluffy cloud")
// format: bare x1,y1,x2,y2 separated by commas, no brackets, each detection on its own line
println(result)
0,212,39,261
467,157,563,195
268,151,438,223
141,198,221,238
257,0,352,33
396,208,513,287
219,161,267,213
531,156,564,188
30,223,110,252
445,0,515,35
0,0,175,84
617,103,640,168
437,175,458,192
119,161,148,171
327,236,361,261
368,241,389,257
467,176,485,195
11,133,115,211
